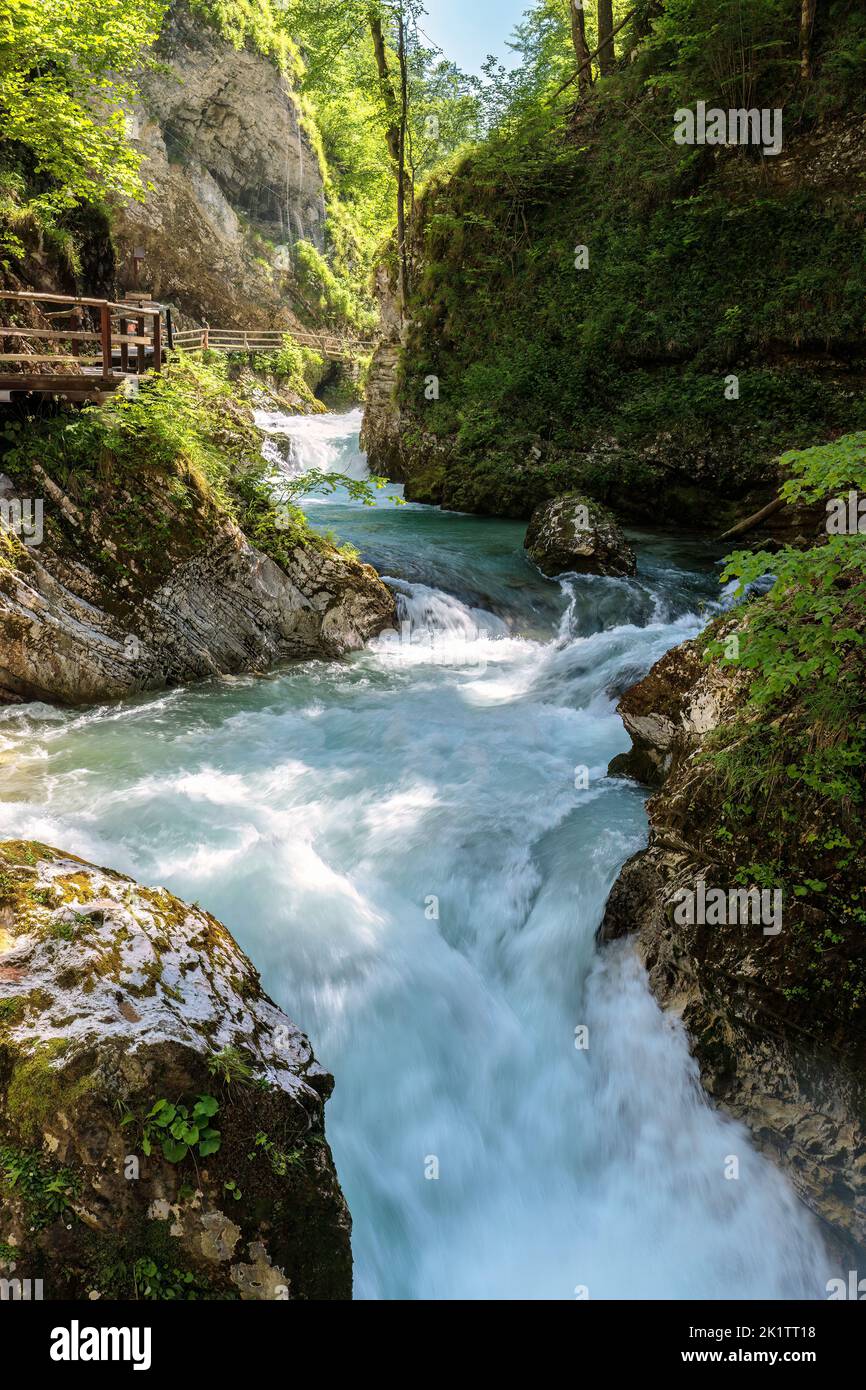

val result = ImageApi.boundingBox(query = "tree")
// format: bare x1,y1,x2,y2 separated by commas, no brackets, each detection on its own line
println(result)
0,0,166,218
569,1,592,94
290,0,479,318
366,2,411,307
800,0,817,79
597,0,615,75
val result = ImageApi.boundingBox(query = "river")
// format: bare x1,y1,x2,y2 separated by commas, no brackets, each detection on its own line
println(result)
0,408,830,1298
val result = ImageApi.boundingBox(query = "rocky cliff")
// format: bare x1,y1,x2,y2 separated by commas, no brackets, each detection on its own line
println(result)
0,359,396,705
115,2,326,326
601,634,866,1254
362,61,866,527
0,840,351,1299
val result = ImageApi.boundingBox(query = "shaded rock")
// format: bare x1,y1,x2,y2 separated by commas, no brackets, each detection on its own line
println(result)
608,634,735,784
600,635,866,1253
0,841,351,1300
524,494,636,579
0,523,395,705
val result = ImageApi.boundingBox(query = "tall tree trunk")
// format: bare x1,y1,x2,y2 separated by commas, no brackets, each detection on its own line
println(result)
597,0,615,76
569,1,592,94
368,5,401,165
367,4,409,314
396,10,410,308
800,0,817,79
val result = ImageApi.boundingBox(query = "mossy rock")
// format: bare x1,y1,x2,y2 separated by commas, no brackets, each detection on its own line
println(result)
0,841,351,1300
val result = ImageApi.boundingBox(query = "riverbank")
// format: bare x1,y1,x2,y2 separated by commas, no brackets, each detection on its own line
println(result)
0,355,395,704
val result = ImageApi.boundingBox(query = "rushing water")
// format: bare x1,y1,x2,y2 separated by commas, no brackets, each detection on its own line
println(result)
0,408,831,1299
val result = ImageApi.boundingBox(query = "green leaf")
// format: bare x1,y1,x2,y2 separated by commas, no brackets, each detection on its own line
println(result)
162,1139,189,1164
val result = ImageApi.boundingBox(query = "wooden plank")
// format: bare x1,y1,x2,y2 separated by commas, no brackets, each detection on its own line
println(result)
0,290,161,317
0,327,151,345
0,354,93,362
0,376,119,396
100,304,112,380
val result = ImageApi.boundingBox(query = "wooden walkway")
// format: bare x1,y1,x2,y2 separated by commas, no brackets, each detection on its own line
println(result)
0,291,165,400
0,292,372,400
172,326,373,361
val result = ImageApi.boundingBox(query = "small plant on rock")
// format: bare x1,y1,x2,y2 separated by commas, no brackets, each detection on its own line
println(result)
137,1095,222,1164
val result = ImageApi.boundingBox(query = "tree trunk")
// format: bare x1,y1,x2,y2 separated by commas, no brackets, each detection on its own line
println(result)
569,1,592,94
597,0,615,76
396,10,410,308
367,4,409,314
368,5,401,165
800,0,817,80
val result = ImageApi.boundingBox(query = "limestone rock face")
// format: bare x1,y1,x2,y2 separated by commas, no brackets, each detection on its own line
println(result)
607,635,733,784
0,468,396,705
601,639,866,1252
524,494,636,579
116,2,326,324
0,842,352,1300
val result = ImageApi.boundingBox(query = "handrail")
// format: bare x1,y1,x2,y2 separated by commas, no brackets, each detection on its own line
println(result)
0,290,162,318
0,291,164,381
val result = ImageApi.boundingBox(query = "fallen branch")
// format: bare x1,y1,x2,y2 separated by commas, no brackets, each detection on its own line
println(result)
719,496,786,541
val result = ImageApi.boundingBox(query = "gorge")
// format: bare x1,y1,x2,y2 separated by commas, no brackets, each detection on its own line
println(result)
1,0,865,1309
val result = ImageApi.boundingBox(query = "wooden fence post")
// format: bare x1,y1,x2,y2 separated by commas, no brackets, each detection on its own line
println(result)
202,322,209,350
153,311,162,374
100,304,112,380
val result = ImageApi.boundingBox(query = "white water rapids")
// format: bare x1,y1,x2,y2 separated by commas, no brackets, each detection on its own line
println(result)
0,408,833,1298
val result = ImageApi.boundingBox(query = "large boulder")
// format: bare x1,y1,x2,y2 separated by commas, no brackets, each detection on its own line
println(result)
524,494,636,578
0,841,351,1300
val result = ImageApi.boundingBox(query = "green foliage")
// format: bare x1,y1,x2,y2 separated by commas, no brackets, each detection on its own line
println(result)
0,1143,78,1228
288,1,482,314
0,354,360,585
130,1095,222,1164
698,432,866,1022
293,239,376,331
187,0,301,70
643,0,794,107
389,1,866,517
249,1130,303,1177
132,1257,215,1300
251,334,324,386
207,1046,254,1087
0,0,166,230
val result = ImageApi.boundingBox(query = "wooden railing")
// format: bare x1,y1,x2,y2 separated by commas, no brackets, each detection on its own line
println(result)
172,325,372,361
0,293,371,400
0,291,165,398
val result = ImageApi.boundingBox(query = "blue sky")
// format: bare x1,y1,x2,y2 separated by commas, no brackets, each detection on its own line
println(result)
420,0,530,75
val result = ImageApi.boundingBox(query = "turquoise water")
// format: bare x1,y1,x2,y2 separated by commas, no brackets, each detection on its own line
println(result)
0,409,830,1298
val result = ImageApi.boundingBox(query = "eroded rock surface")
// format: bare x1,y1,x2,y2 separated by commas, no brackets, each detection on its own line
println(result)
0,467,396,706
0,841,351,1300
116,2,325,324
601,638,866,1253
